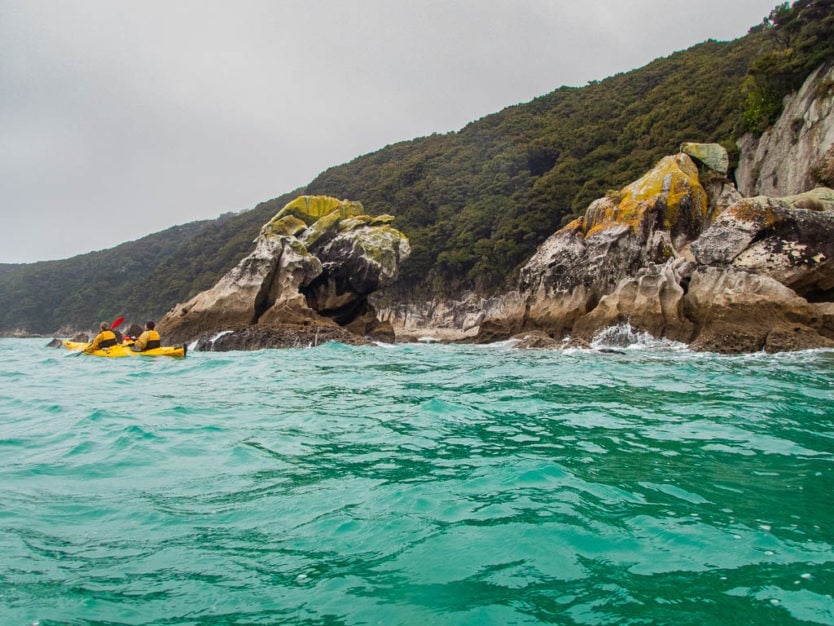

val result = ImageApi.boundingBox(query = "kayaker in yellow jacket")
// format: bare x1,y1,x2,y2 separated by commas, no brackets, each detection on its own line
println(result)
132,321,161,352
85,322,119,353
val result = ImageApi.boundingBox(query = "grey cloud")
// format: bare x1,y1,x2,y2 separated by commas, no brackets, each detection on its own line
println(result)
0,0,777,263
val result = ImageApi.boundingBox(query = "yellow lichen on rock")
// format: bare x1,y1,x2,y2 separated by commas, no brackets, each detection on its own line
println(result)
301,209,346,248
581,154,708,240
275,195,365,226
338,216,373,231
261,214,307,238
561,217,585,233
724,198,782,228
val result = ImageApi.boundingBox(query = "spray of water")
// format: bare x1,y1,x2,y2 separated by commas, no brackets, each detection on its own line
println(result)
590,323,688,351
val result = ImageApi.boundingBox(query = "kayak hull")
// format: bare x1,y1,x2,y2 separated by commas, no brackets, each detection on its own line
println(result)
62,340,187,358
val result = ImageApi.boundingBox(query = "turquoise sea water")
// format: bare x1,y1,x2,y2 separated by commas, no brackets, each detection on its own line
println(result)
1,337,833,625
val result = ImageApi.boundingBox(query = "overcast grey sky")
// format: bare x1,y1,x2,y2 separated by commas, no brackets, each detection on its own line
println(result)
1,0,778,263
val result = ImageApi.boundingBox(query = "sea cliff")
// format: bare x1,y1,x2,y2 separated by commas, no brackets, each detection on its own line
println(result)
159,63,834,354
377,62,834,354
394,148,834,353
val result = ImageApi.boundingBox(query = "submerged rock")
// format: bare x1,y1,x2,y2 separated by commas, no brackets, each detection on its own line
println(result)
158,195,410,349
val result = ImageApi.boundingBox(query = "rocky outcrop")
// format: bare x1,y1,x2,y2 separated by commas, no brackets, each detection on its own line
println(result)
468,61,834,354
157,196,410,350
691,188,834,294
736,62,834,196
476,140,834,353
681,141,729,175
515,152,711,337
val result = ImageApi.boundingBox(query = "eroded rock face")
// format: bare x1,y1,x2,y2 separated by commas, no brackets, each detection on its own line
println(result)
157,195,410,349
377,292,523,343
736,62,834,196
570,259,695,345
692,188,834,300
492,63,834,354
477,141,834,353
684,267,834,353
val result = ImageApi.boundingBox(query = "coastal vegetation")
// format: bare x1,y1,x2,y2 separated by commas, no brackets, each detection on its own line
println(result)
1,0,833,334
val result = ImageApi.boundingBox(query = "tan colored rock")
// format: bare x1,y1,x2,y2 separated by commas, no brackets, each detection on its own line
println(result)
158,235,300,343
684,267,833,353
811,302,834,340
525,285,597,339
572,260,694,343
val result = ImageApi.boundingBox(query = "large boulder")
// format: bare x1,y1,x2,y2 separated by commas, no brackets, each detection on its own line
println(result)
691,188,834,300
515,153,711,338
158,195,410,349
684,267,834,353
680,142,729,175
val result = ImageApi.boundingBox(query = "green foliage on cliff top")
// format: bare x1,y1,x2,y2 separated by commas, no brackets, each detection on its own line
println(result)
1,1,832,333
742,0,834,131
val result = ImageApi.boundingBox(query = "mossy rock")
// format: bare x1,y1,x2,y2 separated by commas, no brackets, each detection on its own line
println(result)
288,238,310,256
302,209,345,248
338,214,396,233
275,195,364,226
262,214,307,238
354,225,410,274
583,154,708,240
338,216,373,232
781,187,834,212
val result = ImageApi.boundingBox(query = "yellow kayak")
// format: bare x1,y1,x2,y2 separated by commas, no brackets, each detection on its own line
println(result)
62,340,187,358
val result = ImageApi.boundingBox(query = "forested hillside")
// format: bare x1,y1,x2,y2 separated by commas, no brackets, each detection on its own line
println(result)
2,0,832,334
0,222,210,334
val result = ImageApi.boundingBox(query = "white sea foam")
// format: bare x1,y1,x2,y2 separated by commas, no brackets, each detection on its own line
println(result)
210,330,233,342
590,323,688,352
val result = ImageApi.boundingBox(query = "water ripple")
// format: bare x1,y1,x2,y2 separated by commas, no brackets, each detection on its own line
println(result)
0,339,832,624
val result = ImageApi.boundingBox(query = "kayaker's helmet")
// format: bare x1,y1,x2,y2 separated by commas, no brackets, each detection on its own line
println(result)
146,321,155,330
100,322,109,330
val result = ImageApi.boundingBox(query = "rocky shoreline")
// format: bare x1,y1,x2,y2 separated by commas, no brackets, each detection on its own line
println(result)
38,63,834,355
131,149,834,353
